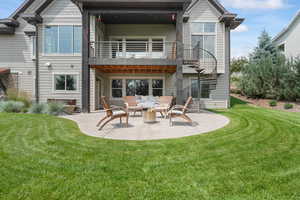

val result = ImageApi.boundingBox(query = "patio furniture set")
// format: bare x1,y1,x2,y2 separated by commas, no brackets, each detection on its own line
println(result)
97,96,193,130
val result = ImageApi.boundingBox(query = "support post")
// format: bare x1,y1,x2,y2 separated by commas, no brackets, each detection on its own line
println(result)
225,26,231,108
197,72,201,112
35,24,39,103
82,10,90,113
176,11,184,105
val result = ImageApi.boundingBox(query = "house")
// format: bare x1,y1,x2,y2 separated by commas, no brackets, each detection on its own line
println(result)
0,0,243,112
273,10,300,58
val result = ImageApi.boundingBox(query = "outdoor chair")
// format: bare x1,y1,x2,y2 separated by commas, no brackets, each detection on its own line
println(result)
123,96,143,116
97,97,129,130
154,96,174,118
168,96,193,126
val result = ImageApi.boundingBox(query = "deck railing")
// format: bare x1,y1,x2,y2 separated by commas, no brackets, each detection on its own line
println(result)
90,41,177,60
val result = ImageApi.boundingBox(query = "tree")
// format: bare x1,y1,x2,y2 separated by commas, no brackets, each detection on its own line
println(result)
230,57,248,75
238,30,300,101
250,30,279,62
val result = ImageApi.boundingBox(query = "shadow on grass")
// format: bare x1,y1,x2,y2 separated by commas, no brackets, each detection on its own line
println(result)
230,96,248,108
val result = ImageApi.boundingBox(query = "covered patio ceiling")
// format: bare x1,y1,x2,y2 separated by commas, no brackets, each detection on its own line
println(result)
73,0,191,10
99,13,177,24
92,65,177,74
0,68,10,75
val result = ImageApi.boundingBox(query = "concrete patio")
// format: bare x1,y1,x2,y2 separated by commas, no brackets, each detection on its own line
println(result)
63,111,230,141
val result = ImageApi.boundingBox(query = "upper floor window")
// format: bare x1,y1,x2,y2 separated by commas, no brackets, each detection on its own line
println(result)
191,22,216,57
44,25,82,54
31,36,36,59
191,22,216,33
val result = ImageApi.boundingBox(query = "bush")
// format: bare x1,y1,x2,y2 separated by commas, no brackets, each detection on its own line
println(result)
269,100,277,107
0,101,25,113
29,103,48,114
47,103,65,116
284,103,294,110
6,88,32,108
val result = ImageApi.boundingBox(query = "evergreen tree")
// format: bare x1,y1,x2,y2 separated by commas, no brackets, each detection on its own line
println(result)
250,30,279,62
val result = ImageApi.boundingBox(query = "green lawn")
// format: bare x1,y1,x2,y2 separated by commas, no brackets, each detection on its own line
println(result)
1,98,300,200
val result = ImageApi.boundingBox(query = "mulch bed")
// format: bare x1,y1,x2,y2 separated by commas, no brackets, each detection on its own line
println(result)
231,94,300,112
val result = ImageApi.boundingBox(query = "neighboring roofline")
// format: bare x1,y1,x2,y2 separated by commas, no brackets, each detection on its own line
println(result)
273,9,300,42
9,0,35,20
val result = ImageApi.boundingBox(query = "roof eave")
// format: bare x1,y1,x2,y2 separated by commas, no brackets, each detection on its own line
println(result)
0,26,15,35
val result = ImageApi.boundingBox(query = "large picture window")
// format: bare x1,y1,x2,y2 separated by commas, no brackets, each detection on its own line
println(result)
191,79,210,99
191,22,216,57
111,78,164,98
54,74,78,92
44,25,82,54
126,79,149,96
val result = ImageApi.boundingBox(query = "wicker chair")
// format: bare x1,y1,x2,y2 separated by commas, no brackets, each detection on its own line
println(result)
96,97,129,130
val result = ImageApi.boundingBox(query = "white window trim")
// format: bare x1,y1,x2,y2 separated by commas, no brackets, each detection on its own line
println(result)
52,72,80,94
42,25,82,56
109,76,166,100
190,77,212,100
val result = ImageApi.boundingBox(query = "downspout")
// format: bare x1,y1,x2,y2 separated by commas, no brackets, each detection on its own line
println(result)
35,24,39,103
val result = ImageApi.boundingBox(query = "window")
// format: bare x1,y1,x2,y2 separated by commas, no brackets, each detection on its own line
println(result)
54,74,78,92
111,78,164,98
126,79,149,96
111,37,164,58
31,36,36,59
44,25,82,54
152,79,163,96
278,43,285,52
191,22,216,57
152,39,164,52
112,80,123,98
191,22,216,33
191,79,210,99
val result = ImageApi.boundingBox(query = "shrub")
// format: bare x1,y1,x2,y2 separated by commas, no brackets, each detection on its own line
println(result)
0,101,24,113
269,100,277,107
29,103,47,114
47,103,65,116
284,103,294,110
6,88,32,108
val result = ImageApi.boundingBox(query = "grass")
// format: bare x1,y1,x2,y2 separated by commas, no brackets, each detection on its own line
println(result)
1,97,300,199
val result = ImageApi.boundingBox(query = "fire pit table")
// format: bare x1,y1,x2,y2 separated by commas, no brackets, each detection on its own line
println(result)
143,109,157,123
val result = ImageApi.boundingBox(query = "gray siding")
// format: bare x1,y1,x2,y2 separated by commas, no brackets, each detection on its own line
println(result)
0,18,35,96
37,0,82,106
273,15,300,58
184,0,225,73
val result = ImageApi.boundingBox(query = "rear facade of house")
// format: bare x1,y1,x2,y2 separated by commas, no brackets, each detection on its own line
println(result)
0,0,242,112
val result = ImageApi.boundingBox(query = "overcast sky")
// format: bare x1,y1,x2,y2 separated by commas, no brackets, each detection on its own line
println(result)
1,0,299,58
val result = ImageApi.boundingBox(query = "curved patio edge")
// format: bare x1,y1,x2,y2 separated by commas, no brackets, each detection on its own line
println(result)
62,111,230,141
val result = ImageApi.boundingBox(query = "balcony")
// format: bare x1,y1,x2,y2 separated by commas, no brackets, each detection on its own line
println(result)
89,40,178,66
